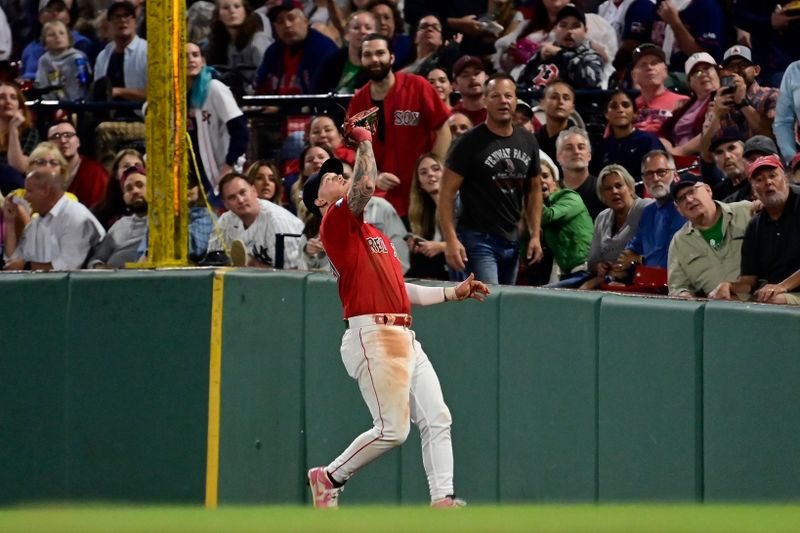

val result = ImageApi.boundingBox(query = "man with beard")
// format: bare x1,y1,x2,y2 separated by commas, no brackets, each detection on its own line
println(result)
710,155,800,305
555,127,605,220
715,45,779,139
347,33,451,219
88,165,148,268
616,150,686,269
706,131,752,202
450,55,487,125
667,175,752,297
517,4,604,92
440,73,544,285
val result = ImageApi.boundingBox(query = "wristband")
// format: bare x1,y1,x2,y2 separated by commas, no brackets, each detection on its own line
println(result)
23,261,31,271
734,98,752,110
444,287,457,301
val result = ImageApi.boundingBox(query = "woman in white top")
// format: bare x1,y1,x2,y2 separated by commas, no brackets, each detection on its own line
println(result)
187,41,249,210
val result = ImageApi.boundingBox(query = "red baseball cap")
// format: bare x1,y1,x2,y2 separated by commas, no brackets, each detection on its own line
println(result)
747,154,784,178
791,152,800,171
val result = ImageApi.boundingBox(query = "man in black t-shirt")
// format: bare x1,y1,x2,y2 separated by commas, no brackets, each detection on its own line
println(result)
439,73,543,285
710,155,800,305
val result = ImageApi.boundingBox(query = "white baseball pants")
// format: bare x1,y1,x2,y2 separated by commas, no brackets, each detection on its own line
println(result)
326,321,454,501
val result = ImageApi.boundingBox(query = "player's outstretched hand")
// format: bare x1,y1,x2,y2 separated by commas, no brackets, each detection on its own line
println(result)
344,125,372,145
453,273,490,302
343,107,378,146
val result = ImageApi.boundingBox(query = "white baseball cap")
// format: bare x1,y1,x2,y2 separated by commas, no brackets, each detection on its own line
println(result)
684,52,717,76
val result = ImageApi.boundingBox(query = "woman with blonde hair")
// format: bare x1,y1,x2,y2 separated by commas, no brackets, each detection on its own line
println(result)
406,152,449,280
581,163,653,289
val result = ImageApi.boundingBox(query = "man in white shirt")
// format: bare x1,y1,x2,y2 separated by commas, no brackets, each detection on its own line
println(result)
2,167,105,270
207,172,304,268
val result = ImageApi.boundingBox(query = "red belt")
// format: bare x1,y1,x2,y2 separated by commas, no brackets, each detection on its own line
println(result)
346,313,412,329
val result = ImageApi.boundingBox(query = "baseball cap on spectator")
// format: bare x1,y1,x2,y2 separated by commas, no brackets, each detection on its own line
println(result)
742,135,779,158
120,164,145,186
670,173,701,198
722,45,753,67
303,157,344,218
452,55,483,78
684,52,716,76
631,43,666,68
268,0,304,23
39,0,70,11
555,3,586,25
709,127,744,152
790,153,800,172
515,100,534,120
107,0,135,20
747,154,783,178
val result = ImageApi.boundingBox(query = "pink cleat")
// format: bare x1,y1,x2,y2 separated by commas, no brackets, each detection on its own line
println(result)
307,467,343,509
431,496,467,508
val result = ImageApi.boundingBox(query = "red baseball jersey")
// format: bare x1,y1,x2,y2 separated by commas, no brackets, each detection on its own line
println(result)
321,196,410,319
347,72,450,217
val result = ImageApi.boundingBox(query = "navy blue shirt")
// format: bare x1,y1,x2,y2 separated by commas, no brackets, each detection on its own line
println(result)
625,199,686,268
622,0,724,67
597,129,664,182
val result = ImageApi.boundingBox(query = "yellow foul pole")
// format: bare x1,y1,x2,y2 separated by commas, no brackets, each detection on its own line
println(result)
144,0,188,266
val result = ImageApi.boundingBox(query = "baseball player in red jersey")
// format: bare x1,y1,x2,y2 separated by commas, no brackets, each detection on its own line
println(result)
347,33,451,218
301,120,490,508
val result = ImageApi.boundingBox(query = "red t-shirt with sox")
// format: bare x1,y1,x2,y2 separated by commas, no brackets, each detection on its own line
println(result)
347,72,450,217
321,196,410,319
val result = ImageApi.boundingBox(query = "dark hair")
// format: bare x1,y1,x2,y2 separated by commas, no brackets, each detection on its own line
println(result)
362,32,393,53
246,159,283,203
516,0,557,41
366,0,405,37
409,152,442,239
92,148,145,228
207,0,264,66
413,12,443,33
543,78,575,98
47,118,77,133
605,89,637,112
218,171,250,197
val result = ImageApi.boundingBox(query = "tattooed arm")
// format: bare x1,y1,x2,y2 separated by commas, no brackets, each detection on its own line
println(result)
347,139,377,217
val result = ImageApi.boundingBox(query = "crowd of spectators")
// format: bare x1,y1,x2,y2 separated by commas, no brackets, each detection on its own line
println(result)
0,0,799,304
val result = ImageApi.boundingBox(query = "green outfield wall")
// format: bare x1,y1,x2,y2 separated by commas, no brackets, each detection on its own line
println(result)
1,270,799,505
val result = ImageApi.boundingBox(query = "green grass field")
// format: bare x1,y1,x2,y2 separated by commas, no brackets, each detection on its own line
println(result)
2,504,800,532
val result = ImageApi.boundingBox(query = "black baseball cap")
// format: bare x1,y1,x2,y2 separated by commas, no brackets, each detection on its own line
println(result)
107,0,135,20
303,157,344,218
555,3,586,26
742,135,778,158
268,0,304,23
709,127,744,152
631,43,666,68
670,174,702,198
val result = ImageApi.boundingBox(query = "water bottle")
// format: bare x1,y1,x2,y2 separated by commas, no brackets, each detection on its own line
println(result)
75,56,90,86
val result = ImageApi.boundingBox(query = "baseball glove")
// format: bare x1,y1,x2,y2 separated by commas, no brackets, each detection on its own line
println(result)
342,106,379,146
